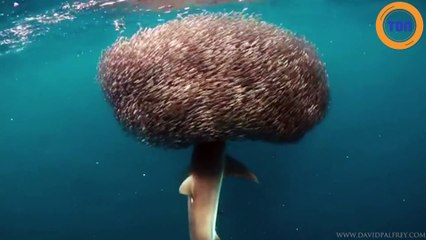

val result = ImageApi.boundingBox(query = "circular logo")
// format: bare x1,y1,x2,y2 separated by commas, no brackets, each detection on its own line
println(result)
376,2,423,50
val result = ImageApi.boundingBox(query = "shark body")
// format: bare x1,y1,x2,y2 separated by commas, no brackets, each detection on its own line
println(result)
179,141,257,240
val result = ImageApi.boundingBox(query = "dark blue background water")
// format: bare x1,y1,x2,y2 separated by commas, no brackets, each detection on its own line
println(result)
1,0,425,239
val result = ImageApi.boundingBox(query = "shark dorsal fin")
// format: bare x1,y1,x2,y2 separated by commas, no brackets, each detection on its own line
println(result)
179,175,194,195
225,155,259,183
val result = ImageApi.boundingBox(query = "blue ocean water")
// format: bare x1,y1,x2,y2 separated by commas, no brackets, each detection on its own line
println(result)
1,0,425,239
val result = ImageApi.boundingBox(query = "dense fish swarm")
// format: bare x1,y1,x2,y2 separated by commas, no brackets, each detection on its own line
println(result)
99,13,329,148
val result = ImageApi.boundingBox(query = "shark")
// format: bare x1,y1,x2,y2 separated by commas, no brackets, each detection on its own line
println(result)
179,141,258,240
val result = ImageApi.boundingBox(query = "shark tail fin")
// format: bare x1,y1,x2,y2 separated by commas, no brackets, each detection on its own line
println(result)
225,155,259,183
179,175,194,195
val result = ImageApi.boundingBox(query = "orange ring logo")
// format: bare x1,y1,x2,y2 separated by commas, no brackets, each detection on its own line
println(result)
376,2,423,50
